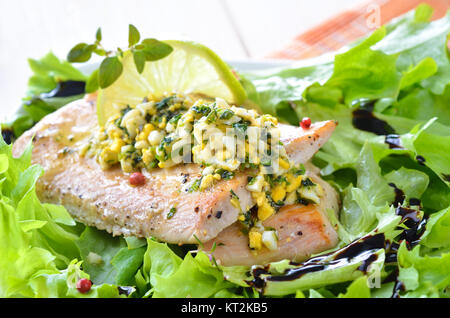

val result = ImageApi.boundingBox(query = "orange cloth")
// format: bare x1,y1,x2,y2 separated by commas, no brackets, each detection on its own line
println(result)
268,0,449,60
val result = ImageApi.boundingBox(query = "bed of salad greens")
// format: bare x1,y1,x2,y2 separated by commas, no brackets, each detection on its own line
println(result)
1,4,449,298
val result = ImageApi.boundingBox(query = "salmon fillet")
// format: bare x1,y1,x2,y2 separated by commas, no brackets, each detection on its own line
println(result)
204,164,339,266
13,97,336,245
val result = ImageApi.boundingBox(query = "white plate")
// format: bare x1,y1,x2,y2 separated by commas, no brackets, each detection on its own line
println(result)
78,58,294,76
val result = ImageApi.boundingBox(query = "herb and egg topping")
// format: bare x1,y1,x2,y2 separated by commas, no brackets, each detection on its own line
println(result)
237,169,324,251
81,93,193,171
82,93,324,252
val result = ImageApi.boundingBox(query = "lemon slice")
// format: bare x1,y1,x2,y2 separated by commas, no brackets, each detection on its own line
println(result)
96,40,247,125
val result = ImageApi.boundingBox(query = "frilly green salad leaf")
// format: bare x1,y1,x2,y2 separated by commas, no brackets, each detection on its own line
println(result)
0,137,124,297
2,52,87,140
238,5,449,298
1,4,449,298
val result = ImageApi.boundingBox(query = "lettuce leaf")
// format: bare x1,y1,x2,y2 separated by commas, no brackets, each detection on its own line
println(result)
337,276,371,298
397,242,450,298
325,28,402,105
239,4,449,298
373,6,450,95
0,136,75,297
421,207,450,249
0,135,128,298
138,239,234,298
29,260,124,298
2,52,87,139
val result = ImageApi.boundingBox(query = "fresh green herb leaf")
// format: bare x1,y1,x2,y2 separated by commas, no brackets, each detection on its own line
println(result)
133,50,146,74
128,24,140,47
67,43,96,63
141,38,173,61
99,57,123,89
233,121,249,132
96,27,102,42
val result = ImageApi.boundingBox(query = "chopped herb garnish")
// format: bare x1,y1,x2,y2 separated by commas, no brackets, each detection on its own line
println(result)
156,96,174,110
161,136,173,146
120,105,132,116
216,168,234,180
167,207,177,219
192,104,211,115
274,175,287,184
193,234,204,248
219,109,234,120
290,164,305,176
240,205,258,229
168,113,182,124
296,197,309,205
206,108,218,123
266,193,284,210
233,121,249,132
188,178,202,192
302,178,315,187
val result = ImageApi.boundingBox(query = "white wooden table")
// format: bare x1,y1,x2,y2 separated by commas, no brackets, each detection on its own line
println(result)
0,0,366,119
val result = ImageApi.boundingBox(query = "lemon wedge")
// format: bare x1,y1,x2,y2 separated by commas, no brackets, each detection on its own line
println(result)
96,40,247,125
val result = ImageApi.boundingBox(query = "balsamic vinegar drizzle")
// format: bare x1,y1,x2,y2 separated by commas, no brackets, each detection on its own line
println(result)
248,197,428,297
395,206,427,250
409,198,421,206
389,183,405,207
349,100,406,151
1,129,14,144
351,100,395,136
385,134,404,149
416,155,426,165
391,280,406,298
117,286,134,296
39,80,86,99
248,233,385,290
352,109,396,136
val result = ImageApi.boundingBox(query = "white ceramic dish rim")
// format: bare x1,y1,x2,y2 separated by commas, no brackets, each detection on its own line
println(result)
78,58,295,76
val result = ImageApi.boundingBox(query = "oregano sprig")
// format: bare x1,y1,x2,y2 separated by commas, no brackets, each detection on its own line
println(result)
67,25,173,92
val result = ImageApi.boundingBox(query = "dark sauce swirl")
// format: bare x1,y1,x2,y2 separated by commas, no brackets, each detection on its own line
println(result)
247,204,428,298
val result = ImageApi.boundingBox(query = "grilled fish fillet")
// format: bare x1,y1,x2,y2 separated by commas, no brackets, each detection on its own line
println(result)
279,122,337,166
13,96,336,244
204,165,339,266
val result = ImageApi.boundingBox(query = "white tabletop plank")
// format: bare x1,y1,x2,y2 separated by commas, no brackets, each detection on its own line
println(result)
223,0,368,58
